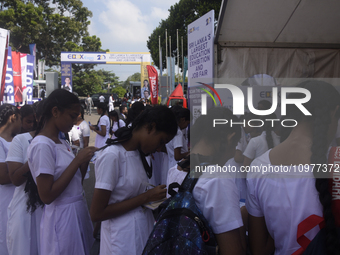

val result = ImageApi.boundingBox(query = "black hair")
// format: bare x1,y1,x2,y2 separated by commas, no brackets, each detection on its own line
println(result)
80,105,84,120
258,100,272,110
125,101,144,126
96,102,108,126
190,107,241,163
286,80,340,254
105,105,177,179
20,105,34,120
108,110,120,135
119,105,127,113
0,104,20,128
26,89,80,213
171,106,192,122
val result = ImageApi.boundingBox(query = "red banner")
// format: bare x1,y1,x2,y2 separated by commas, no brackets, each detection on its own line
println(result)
146,65,158,105
12,51,22,102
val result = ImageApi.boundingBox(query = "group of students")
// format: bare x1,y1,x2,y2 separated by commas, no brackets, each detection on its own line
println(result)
0,80,339,255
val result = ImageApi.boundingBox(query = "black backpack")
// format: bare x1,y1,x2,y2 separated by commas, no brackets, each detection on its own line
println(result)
142,168,218,255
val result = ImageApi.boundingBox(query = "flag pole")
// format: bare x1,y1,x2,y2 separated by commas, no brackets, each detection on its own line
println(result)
165,29,168,98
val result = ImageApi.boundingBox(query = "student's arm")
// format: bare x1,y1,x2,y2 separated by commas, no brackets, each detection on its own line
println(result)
35,146,96,204
8,161,29,186
83,137,89,148
73,139,80,147
216,228,246,255
90,185,166,222
248,215,274,255
174,147,189,161
0,162,11,185
234,150,244,163
243,156,253,169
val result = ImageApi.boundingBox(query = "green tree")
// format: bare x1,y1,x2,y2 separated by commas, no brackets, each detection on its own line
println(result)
112,86,126,98
0,0,103,67
147,0,222,71
0,0,111,94
122,72,141,89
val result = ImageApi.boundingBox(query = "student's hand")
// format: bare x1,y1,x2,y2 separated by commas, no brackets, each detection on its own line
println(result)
145,185,167,203
75,146,98,165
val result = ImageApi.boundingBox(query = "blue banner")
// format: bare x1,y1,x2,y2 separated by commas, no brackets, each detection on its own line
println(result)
26,55,34,104
4,46,15,105
29,43,36,78
167,57,175,93
61,62,72,92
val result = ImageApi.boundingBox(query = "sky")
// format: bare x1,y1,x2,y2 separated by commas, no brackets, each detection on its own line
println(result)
81,0,181,82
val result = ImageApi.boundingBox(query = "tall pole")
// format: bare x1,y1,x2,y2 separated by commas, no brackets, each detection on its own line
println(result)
182,36,184,95
165,29,168,98
169,35,172,94
177,29,179,84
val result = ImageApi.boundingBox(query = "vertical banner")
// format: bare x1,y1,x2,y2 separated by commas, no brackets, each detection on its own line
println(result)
12,51,22,103
3,46,15,105
26,55,34,104
0,28,10,100
188,10,215,122
29,43,37,79
38,59,45,80
146,65,159,105
167,57,175,93
20,53,27,104
61,62,72,92
140,62,150,99
183,56,188,83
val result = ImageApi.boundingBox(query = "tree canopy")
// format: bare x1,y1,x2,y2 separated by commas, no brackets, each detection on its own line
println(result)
147,0,222,71
0,0,108,66
0,0,116,95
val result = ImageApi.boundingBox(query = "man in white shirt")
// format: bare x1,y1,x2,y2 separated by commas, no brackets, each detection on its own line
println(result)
85,95,94,115
99,94,105,103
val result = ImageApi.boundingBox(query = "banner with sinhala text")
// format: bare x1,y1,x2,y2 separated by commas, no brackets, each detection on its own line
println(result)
146,65,159,105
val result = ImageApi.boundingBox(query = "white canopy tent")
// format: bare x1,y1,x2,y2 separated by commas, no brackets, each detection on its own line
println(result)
214,0,340,85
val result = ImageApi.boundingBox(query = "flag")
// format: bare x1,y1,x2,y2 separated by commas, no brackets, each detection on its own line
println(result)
0,28,10,100
12,51,22,102
3,46,14,105
38,59,45,80
147,65,159,105
26,55,34,104
29,43,37,79
183,57,188,82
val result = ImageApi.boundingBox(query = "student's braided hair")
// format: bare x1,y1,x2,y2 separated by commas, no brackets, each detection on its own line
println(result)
0,104,20,127
286,81,340,254
96,102,108,126
104,105,178,178
25,89,80,213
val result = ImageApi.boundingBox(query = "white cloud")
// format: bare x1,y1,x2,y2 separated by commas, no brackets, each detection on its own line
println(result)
98,0,150,45
150,7,170,20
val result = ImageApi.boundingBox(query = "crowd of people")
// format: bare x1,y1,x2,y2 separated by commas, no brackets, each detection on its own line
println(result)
0,80,340,255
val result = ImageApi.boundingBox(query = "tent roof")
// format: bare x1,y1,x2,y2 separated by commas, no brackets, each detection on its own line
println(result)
169,84,184,98
215,0,340,48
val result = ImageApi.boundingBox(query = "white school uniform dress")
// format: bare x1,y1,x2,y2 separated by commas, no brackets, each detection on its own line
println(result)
0,137,15,255
246,151,323,255
94,144,154,255
149,151,169,186
27,135,94,255
111,119,126,139
95,115,110,148
166,165,243,234
72,120,90,149
243,131,280,160
166,127,188,169
6,133,43,255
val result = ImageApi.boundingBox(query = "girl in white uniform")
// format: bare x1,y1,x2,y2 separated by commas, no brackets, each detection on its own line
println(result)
90,102,110,148
90,106,178,255
69,107,90,148
6,102,43,255
166,107,245,254
246,81,340,255
26,89,97,255
0,104,21,255
108,110,126,140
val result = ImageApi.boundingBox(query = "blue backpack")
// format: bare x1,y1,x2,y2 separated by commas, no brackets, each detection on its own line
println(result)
142,170,218,255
